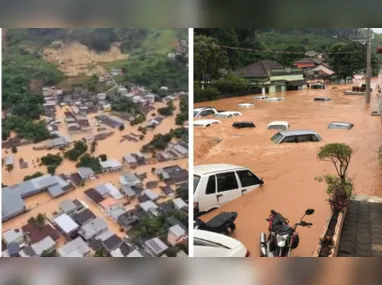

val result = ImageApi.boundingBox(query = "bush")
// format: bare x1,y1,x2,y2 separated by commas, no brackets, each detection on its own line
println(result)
119,124,125,131
194,86,219,102
158,107,173,116
76,154,102,174
11,146,17,153
24,171,44,181
64,141,88,161
47,165,57,175
41,154,63,167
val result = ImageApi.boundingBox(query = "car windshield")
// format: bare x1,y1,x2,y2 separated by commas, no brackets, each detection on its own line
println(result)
328,123,349,129
271,132,284,144
194,175,201,192
214,114,227,119
193,111,199,117
268,125,286,130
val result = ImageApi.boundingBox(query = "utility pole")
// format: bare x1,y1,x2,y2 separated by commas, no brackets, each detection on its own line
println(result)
365,28,372,104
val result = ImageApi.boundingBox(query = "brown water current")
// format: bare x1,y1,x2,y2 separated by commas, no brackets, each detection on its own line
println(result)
195,82,382,257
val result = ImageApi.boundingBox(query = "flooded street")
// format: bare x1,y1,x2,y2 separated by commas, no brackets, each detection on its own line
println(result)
2,100,187,243
195,82,382,257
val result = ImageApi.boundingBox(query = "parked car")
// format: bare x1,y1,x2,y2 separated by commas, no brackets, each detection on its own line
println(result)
252,95,269,100
194,107,218,118
328,122,354,130
194,119,222,128
214,111,242,119
271,130,322,144
267,121,289,131
194,229,251,257
232,121,255,129
237,103,254,108
194,164,264,213
267,97,284,102
313,97,332,102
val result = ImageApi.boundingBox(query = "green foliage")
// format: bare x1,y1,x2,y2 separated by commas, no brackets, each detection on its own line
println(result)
176,96,188,125
76,154,102,174
176,186,188,202
119,124,125,131
47,165,57,175
277,45,306,66
3,116,51,142
158,107,174,116
41,250,58,257
64,141,88,161
130,114,146,126
326,42,379,77
317,143,353,180
5,164,14,173
24,171,44,181
316,143,354,213
315,175,354,213
41,154,63,167
99,154,107,161
28,213,46,228
111,97,139,113
94,248,110,257
194,86,220,103
11,146,18,153
90,141,97,153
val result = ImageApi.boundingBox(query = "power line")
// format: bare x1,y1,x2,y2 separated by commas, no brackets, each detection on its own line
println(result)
194,42,363,55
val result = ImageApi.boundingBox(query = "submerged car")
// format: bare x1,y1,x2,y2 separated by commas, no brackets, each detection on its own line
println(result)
194,229,251,257
267,121,289,131
313,97,332,102
267,97,284,102
252,95,269,100
194,119,222,128
237,103,254,108
271,130,322,144
214,111,242,119
328,122,354,130
232,121,255,129
194,107,218,118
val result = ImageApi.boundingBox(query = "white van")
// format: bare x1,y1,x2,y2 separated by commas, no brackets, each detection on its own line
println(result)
194,164,264,213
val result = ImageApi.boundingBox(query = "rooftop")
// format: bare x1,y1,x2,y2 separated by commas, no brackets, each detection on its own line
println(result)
58,237,90,257
54,214,79,234
22,223,59,244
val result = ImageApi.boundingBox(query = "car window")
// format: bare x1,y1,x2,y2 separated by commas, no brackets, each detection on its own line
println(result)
199,110,210,117
205,175,216,195
297,135,313,142
311,135,319,142
271,132,284,143
236,170,262,187
214,114,225,119
206,110,215,115
281,136,296,143
216,172,239,192
314,98,325,101
193,111,199,117
194,175,201,193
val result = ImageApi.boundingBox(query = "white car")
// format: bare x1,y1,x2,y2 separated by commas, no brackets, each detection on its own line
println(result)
267,121,289,131
194,119,222,128
194,164,264,213
267,97,284,102
252,95,269,100
313,97,332,102
194,229,251,257
237,103,254,108
214,111,242,119
194,107,218,118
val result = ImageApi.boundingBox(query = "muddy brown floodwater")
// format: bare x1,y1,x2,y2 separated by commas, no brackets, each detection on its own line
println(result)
195,81,382,257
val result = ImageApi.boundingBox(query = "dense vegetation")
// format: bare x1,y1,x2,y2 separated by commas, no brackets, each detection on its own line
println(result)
64,141,88,161
76,154,102,174
2,38,64,141
141,128,187,152
176,96,188,125
24,171,44,181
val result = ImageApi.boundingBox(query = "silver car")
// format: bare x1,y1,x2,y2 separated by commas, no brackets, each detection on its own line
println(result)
271,130,322,144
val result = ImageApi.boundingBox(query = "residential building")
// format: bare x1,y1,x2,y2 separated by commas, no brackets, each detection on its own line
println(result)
72,209,97,226
78,217,108,240
84,188,105,205
119,172,142,187
167,225,187,246
54,214,80,238
120,185,136,199
58,237,91,257
142,189,159,201
173,198,188,211
4,155,14,166
77,167,95,180
22,223,60,244
2,229,25,246
139,200,159,216
100,159,123,173
144,237,169,257
117,212,139,230
155,151,173,162
31,236,56,256
59,199,79,216
122,154,138,168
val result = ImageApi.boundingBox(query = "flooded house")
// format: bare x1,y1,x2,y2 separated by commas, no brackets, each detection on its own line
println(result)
4,155,14,166
72,209,97,226
53,213,80,238
100,159,123,173
144,237,168,257
155,151,173,162
84,188,105,205
120,185,136,200
77,167,95,180
57,236,91,257
119,172,142,187
78,217,108,241
117,212,139,230
237,60,306,93
167,225,187,246
122,153,138,168
59,199,80,216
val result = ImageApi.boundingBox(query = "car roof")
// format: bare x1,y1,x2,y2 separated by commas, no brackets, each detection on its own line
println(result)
194,107,216,111
329,121,353,126
314,97,331,99
233,121,254,124
216,111,241,115
194,164,246,175
279,129,319,136
194,229,243,249
237,103,254,106
193,119,221,126
268,121,289,127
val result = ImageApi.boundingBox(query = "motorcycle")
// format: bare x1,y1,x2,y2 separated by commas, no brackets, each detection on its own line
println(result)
194,211,238,235
260,209,314,257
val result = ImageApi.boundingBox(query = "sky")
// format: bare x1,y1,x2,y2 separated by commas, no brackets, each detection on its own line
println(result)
373,28,382,34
